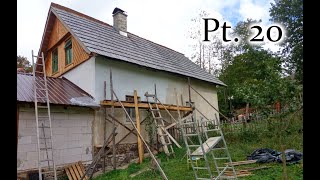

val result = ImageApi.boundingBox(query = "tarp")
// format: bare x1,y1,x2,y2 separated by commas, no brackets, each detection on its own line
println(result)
247,148,302,164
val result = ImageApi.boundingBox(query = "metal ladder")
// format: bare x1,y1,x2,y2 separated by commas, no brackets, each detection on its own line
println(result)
32,50,57,180
145,92,175,158
179,108,237,179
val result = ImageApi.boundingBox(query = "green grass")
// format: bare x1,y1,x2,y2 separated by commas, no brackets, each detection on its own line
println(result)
93,113,303,180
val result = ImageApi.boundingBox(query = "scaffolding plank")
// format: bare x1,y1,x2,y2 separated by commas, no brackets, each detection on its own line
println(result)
100,100,192,111
191,136,222,156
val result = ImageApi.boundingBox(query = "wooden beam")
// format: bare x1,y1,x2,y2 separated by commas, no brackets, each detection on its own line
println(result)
17,106,19,150
110,69,116,170
112,89,169,180
134,90,144,163
106,115,152,147
100,100,193,111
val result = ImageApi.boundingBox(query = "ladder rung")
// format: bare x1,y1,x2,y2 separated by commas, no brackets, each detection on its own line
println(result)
159,134,168,136
145,94,156,97
40,147,52,150
193,167,208,170
35,63,44,66
39,137,51,139
217,166,233,169
35,71,44,74
42,170,55,174
154,117,162,119
188,145,200,147
214,157,229,160
151,109,159,111
39,125,51,128
40,159,53,162
38,116,49,118
38,106,48,108
33,55,44,59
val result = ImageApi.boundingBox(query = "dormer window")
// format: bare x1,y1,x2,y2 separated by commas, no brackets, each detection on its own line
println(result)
65,39,72,65
52,49,58,73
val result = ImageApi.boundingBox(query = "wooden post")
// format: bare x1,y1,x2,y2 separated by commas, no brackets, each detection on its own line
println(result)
103,81,106,172
112,90,169,180
17,106,19,151
134,90,144,163
174,88,181,141
110,69,116,170
188,78,191,104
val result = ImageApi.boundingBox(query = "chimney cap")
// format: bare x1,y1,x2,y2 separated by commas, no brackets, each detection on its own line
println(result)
112,7,127,16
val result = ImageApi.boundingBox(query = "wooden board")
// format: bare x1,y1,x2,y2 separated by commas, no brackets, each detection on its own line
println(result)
134,90,144,163
101,100,192,111
224,160,257,166
65,161,88,180
191,137,222,156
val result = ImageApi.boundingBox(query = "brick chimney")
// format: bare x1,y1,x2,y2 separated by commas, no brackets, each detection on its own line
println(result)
112,7,127,36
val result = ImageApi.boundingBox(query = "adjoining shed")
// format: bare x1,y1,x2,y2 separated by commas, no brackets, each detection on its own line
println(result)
17,72,99,177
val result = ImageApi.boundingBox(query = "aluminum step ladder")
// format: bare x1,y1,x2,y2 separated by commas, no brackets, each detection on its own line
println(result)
32,50,57,180
145,92,175,158
179,108,237,180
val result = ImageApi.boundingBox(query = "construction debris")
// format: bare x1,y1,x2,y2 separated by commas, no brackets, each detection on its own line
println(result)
224,160,257,166
247,148,303,164
65,161,89,180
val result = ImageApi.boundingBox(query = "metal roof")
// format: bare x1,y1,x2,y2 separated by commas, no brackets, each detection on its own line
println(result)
49,3,226,86
17,73,99,107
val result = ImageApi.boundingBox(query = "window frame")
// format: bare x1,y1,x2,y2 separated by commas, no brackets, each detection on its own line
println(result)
52,48,58,73
64,38,72,65
125,95,140,122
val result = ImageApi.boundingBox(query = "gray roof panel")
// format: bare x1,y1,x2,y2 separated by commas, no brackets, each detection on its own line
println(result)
52,6,226,86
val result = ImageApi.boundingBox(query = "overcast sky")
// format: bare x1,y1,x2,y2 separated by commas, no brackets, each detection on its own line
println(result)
17,0,278,63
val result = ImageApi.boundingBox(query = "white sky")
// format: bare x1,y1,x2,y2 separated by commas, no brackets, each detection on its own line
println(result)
17,0,278,63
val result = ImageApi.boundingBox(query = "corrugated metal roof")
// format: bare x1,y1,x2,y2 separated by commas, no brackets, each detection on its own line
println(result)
17,73,99,107
49,3,226,86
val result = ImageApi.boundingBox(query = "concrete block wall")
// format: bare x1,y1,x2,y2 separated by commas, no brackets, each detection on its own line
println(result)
17,105,94,172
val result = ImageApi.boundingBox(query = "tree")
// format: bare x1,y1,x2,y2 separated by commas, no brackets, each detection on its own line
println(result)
232,19,263,54
269,0,303,83
17,55,33,73
187,10,231,77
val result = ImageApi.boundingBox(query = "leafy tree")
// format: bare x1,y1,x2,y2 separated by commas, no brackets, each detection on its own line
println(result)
17,55,33,73
232,19,263,53
269,0,303,83
219,49,281,107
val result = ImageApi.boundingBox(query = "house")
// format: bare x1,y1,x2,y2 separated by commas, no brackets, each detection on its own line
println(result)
17,72,99,175
17,2,226,176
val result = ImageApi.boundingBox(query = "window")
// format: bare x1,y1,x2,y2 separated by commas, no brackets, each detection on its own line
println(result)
125,95,140,122
65,39,72,65
52,49,58,73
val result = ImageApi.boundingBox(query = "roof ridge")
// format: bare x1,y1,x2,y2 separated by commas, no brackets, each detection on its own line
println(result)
50,2,185,56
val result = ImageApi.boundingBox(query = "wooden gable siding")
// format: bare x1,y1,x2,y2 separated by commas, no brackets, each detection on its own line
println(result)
45,18,90,77
47,16,69,49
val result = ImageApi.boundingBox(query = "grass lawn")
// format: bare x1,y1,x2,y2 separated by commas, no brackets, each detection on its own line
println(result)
93,114,303,180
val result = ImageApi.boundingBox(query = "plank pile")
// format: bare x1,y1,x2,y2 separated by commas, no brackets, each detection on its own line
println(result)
65,161,89,180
